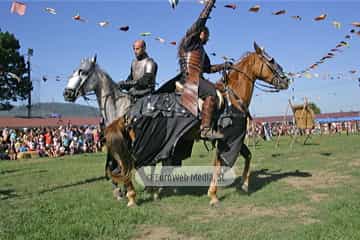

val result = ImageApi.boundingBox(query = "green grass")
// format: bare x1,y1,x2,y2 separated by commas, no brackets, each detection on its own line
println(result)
1,135,360,240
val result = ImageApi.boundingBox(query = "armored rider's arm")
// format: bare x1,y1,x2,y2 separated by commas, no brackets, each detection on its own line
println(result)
181,0,216,47
203,53,232,74
118,67,134,90
208,63,232,73
119,59,157,92
137,59,157,91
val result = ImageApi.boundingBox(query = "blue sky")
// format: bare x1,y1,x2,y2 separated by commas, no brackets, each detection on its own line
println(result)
1,0,359,116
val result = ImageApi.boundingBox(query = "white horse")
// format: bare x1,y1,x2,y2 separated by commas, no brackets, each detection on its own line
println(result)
64,56,131,126
64,56,134,200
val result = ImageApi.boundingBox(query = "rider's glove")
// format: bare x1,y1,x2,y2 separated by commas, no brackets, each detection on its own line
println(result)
224,61,233,70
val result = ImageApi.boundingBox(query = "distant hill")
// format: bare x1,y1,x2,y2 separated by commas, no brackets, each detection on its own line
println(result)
0,102,100,118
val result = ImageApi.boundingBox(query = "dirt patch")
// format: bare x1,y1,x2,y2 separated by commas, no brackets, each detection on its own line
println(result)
133,225,202,240
349,159,360,167
188,203,317,225
309,192,328,203
283,170,351,190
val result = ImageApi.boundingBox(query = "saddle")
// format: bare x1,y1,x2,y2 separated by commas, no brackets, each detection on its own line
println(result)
175,81,224,112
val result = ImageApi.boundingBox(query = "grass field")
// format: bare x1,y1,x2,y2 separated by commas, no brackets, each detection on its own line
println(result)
1,135,360,240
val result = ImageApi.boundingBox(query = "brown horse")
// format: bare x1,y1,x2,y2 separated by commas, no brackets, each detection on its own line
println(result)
207,42,289,205
104,42,289,207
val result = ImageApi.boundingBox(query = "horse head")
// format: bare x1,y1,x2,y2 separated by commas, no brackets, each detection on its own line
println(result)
253,42,290,90
64,55,99,102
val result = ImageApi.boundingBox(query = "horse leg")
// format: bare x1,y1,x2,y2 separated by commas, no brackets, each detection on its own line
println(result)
105,152,126,200
208,152,221,206
240,144,252,193
124,178,137,207
111,181,125,201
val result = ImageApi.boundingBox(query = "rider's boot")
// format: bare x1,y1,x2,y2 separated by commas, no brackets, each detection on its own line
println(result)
200,96,224,140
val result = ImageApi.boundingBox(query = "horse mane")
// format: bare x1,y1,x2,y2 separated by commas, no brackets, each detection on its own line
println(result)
233,51,253,66
105,118,134,180
215,51,253,84
94,64,117,87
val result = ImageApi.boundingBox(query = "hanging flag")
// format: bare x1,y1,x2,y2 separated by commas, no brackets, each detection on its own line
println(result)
310,64,317,69
44,7,56,15
249,5,260,13
351,22,360,27
224,4,237,10
304,72,312,79
140,32,152,36
155,37,166,43
272,10,286,15
73,13,86,22
10,1,26,16
169,0,179,9
336,41,349,48
119,26,129,32
291,15,302,21
314,14,327,21
98,21,109,27
332,21,341,29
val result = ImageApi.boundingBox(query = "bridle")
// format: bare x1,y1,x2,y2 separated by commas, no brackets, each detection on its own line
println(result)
74,65,97,99
254,54,287,93
220,53,287,118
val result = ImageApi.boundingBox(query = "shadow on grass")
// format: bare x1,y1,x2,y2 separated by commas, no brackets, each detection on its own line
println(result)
0,189,18,200
136,168,311,205
0,169,23,175
304,142,320,146
38,176,106,195
320,152,332,156
230,168,312,195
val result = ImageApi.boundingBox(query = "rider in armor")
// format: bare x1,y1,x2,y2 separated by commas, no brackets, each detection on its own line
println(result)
118,40,158,100
178,0,232,140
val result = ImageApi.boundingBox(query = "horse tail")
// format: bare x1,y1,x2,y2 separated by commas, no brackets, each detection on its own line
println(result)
105,117,134,181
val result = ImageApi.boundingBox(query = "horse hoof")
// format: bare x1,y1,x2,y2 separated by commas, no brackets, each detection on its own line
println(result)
241,183,249,193
127,202,137,208
113,188,125,200
209,199,220,207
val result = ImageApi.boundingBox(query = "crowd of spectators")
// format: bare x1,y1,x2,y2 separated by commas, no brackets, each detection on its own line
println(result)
1,119,359,160
247,120,360,140
0,125,103,160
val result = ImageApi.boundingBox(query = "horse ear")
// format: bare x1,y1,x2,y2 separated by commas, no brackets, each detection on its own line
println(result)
92,54,97,64
254,42,262,55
